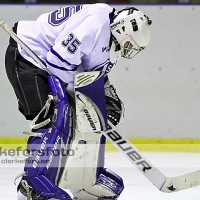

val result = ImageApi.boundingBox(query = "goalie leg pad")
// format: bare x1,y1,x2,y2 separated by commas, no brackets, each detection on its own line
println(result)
18,76,73,200
71,168,124,200
75,71,108,133
19,126,72,200
60,72,124,199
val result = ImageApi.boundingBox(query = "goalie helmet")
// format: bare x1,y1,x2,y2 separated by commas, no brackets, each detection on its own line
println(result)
110,7,152,63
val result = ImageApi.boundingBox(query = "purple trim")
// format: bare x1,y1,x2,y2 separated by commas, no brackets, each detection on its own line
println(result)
48,76,71,139
96,135,106,177
102,168,124,186
46,60,78,72
48,76,67,101
50,48,72,66
90,66,104,72
97,171,124,198
109,9,115,24
46,60,69,71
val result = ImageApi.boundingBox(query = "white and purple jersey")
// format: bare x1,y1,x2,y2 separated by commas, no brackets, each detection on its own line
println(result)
16,3,117,84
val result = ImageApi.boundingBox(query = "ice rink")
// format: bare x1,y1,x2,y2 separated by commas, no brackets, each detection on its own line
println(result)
1,152,200,200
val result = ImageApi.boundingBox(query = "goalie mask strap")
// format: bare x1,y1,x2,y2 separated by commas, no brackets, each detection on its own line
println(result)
23,131,43,137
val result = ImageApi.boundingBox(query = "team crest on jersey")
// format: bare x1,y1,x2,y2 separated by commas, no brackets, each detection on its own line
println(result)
102,46,110,53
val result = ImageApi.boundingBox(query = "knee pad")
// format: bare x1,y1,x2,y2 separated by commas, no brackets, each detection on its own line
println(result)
18,76,74,200
71,168,124,200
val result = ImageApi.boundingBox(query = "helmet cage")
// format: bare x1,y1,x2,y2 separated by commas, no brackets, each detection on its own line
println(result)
110,7,151,62
120,36,145,59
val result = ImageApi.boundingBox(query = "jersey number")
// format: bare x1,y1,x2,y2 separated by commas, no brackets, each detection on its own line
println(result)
62,33,81,54
48,5,82,26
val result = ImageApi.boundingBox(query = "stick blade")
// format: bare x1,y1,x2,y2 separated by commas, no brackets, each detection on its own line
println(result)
161,170,200,193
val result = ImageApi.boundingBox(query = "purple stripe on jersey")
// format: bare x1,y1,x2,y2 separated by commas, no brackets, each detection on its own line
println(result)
46,60,78,71
109,9,115,24
90,59,111,71
50,48,72,66
90,66,104,71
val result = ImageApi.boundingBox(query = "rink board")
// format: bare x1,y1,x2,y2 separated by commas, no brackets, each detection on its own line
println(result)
1,137,200,152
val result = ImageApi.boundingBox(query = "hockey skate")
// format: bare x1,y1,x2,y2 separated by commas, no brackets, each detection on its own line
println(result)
18,183,49,200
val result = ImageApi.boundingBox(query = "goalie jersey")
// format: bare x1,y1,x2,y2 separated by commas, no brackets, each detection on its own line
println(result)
16,3,117,84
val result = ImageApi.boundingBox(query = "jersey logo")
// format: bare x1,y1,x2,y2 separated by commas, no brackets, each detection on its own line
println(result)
102,46,110,53
48,5,83,26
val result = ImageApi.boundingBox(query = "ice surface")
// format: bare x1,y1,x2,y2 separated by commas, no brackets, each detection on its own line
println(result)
1,152,200,200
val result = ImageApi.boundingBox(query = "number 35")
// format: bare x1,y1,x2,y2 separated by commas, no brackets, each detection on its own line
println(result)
62,33,81,54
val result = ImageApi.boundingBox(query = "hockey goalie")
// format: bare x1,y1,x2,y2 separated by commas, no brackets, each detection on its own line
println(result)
3,4,152,200
3,3,200,197
16,71,125,200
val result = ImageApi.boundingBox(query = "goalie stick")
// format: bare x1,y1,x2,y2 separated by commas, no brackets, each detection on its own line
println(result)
0,19,48,72
105,121,200,193
1,19,200,194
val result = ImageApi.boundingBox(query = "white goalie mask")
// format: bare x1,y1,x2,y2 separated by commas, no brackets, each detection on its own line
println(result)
110,7,152,63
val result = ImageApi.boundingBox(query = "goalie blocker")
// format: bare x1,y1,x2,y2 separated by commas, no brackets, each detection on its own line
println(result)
17,71,124,200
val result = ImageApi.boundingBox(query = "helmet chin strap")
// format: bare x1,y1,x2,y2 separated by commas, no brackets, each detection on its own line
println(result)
109,33,123,63
110,42,121,63
110,34,121,52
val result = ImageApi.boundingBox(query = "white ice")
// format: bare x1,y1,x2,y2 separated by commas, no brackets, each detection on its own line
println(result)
1,152,200,200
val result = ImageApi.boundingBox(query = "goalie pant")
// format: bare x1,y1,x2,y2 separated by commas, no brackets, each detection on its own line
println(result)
16,75,124,200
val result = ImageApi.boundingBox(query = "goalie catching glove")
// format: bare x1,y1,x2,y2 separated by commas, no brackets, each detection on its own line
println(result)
104,75,124,126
